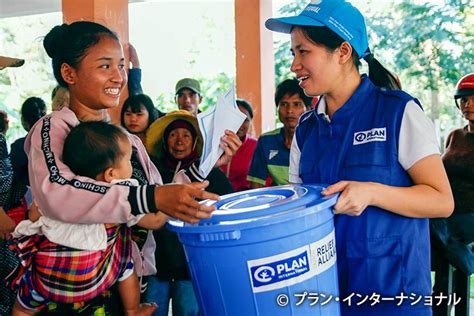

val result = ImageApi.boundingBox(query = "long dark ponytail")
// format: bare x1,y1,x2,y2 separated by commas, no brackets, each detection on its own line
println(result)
299,26,401,90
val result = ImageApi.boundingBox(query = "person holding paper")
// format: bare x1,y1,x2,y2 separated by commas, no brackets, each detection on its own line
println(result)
144,110,234,316
247,79,312,188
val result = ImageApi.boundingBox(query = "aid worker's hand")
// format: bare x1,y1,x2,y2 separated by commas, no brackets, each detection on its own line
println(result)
321,181,375,216
215,130,242,168
0,207,15,240
154,181,219,223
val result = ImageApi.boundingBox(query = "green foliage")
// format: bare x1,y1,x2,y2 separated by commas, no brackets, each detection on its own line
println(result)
197,72,235,112
367,0,473,90
0,13,61,142
365,0,473,143
274,1,307,84
154,93,176,113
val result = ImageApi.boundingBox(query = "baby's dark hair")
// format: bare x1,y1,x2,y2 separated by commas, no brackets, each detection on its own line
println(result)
63,121,129,179
44,21,119,87
275,78,312,108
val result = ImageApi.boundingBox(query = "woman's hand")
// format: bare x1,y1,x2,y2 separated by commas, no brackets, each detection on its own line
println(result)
154,181,219,223
215,130,242,168
322,181,375,216
0,207,15,240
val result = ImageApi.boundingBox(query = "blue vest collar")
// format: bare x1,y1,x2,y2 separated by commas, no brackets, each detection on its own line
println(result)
313,75,375,124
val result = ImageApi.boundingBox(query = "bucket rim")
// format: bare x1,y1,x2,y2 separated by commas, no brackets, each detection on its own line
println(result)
167,185,338,234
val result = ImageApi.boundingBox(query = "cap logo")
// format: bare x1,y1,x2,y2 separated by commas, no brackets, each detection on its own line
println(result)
305,6,321,14
328,17,354,40
311,0,322,4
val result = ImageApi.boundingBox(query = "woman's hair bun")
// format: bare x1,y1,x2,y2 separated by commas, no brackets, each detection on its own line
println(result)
43,24,69,58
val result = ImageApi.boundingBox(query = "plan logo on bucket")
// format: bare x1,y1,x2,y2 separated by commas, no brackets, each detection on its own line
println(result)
353,127,386,145
250,251,310,288
247,230,336,293
253,266,276,283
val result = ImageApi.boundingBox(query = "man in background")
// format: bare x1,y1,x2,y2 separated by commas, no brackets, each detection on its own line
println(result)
175,77,202,116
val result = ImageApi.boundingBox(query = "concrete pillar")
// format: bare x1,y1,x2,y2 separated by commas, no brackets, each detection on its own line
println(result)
62,0,129,124
235,0,275,136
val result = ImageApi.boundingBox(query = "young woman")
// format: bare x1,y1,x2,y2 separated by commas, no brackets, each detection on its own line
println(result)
266,1,454,315
121,93,161,145
20,21,239,314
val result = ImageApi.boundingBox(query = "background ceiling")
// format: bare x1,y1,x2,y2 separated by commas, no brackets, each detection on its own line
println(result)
0,0,146,19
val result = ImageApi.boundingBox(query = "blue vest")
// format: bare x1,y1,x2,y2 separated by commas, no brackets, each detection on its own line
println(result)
296,76,431,315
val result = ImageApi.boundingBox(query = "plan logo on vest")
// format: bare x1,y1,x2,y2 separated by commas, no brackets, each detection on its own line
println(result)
353,127,386,145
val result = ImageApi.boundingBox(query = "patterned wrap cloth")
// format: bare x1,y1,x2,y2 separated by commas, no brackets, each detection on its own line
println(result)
8,223,132,310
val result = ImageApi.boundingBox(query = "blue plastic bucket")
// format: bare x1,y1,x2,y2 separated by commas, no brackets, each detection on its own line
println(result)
168,184,340,316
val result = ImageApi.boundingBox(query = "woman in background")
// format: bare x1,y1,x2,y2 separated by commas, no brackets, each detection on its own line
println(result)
121,93,162,146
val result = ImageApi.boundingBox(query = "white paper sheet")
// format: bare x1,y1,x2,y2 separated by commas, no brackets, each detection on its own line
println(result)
197,85,246,178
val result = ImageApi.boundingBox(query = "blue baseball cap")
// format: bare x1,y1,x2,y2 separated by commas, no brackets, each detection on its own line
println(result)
265,0,369,58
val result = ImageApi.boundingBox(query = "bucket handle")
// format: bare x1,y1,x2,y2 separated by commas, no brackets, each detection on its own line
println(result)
199,230,241,242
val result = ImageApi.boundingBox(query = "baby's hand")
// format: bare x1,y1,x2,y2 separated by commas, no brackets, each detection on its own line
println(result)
137,213,168,230
28,202,42,222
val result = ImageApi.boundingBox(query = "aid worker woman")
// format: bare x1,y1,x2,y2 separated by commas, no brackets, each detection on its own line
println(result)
266,0,454,315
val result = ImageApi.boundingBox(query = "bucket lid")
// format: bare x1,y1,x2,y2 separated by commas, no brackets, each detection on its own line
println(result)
169,184,338,230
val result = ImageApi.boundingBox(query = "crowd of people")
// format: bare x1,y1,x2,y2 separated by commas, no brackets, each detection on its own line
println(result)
0,0,472,315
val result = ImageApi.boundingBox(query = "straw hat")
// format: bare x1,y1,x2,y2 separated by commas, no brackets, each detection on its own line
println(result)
0,55,25,70
146,110,203,161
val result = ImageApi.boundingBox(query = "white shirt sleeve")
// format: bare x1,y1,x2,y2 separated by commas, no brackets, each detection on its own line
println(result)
289,133,303,184
398,100,440,170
